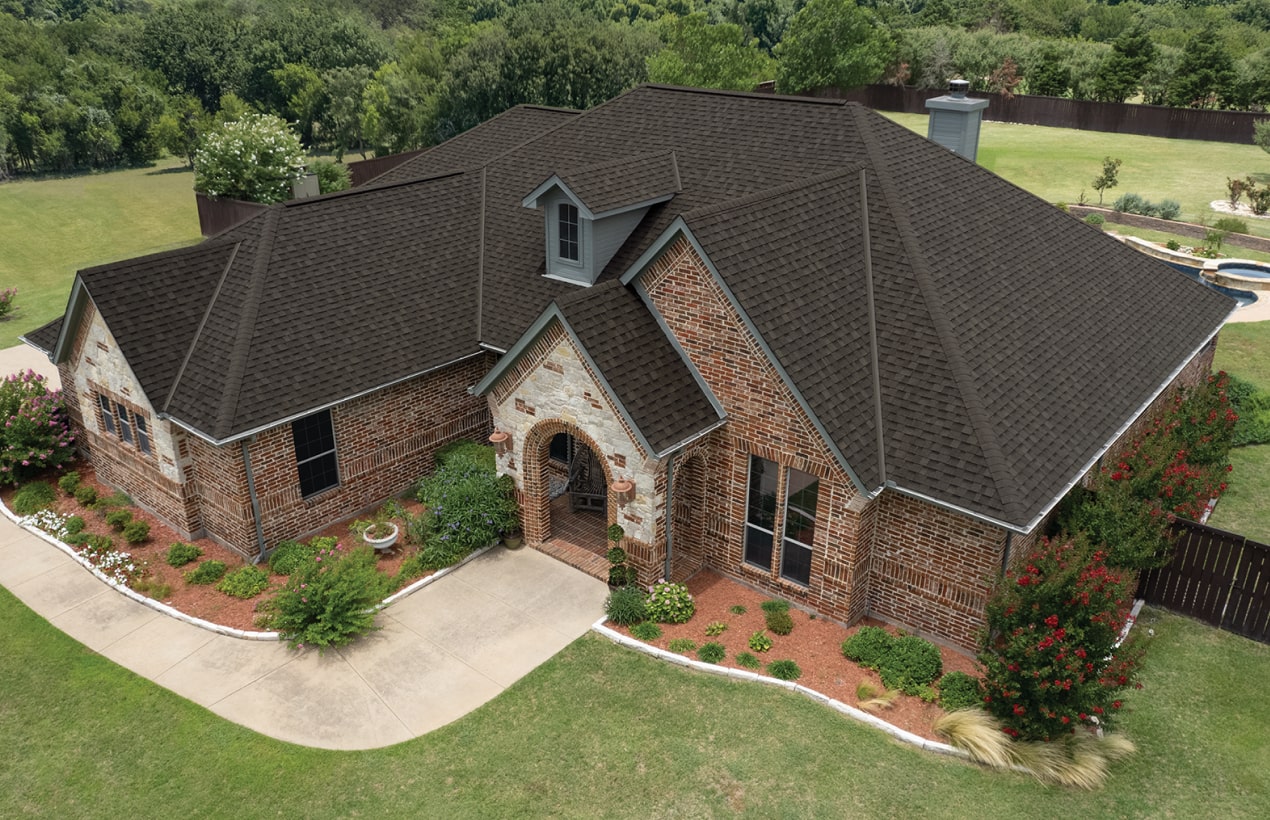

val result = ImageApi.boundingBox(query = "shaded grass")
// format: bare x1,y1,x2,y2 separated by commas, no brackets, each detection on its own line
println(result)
1215,321,1270,390
0,158,202,348
882,113,1270,241
0,584,1266,817
1208,444,1270,542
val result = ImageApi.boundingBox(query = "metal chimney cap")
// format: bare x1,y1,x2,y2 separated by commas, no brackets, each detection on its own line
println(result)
949,79,970,98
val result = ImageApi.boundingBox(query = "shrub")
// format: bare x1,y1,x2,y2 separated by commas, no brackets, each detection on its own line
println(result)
415,446,518,558
217,565,270,599
269,539,319,575
767,660,802,681
1111,192,1146,214
842,626,894,669
705,620,728,636
1213,216,1247,235
105,509,133,531
0,370,75,485
605,586,647,626
668,638,697,654
697,642,726,664
980,537,1141,741
1082,213,1105,228
606,523,625,543
0,287,14,320
1165,239,1181,251
19,508,69,538
79,533,114,557
645,581,695,624
938,671,985,712
433,439,496,470
735,651,762,669
1155,199,1181,220
121,520,150,544
765,608,794,636
607,565,638,587
760,598,790,614
605,547,627,565
308,158,351,194
166,542,202,567
748,630,773,653
185,560,227,585
630,621,662,641
728,604,747,615
12,481,56,515
879,635,943,695
64,514,85,537
133,577,172,600
57,471,81,495
194,113,305,204
259,544,391,651
73,484,98,507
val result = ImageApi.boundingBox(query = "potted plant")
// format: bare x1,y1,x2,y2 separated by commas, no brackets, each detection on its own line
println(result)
352,518,399,552
606,524,635,587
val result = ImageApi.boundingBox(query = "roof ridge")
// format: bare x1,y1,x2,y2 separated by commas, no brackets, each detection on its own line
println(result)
213,209,279,438
78,234,240,276
161,240,243,414
559,149,676,177
641,83,849,107
683,167,859,222
295,169,466,201
852,106,1025,521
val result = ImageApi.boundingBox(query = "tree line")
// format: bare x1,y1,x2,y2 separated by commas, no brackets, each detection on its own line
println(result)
1,0,1266,179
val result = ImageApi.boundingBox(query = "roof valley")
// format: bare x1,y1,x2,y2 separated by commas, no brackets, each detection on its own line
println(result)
852,107,1025,522
161,241,242,414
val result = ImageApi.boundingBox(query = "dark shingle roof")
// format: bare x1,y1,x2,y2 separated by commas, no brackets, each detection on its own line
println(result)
22,319,62,354
55,84,1233,529
554,151,680,214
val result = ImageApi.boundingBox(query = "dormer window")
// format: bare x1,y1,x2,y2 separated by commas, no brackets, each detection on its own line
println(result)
558,203,580,262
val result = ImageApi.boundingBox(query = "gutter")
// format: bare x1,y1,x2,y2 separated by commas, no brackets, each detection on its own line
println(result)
241,438,268,560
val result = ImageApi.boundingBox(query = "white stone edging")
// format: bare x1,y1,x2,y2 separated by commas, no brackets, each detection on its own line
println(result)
591,619,967,760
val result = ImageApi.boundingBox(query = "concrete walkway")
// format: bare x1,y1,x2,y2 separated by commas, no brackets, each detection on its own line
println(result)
0,513,607,750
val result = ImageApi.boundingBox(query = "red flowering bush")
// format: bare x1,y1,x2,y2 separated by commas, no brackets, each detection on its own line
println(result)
0,370,76,485
980,537,1142,741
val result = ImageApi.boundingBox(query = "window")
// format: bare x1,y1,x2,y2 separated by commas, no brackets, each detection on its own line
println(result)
558,202,579,261
549,433,572,464
98,394,116,435
293,409,338,498
116,403,133,445
134,414,151,455
780,469,819,586
744,456,778,570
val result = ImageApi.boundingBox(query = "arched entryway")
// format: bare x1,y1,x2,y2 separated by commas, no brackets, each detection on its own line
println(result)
521,421,613,559
669,453,706,582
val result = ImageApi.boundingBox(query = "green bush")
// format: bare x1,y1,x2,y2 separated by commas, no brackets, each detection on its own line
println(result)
705,620,728,637
1083,213,1105,228
268,540,318,575
216,565,270,599
1155,199,1181,220
760,598,790,614
259,545,391,651
605,586,647,626
765,608,794,636
645,581,695,624
415,445,517,557
433,439,496,471
1213,216,1248,235
842,626,895,668
630,621,662,641
79,533,113,556
121,520,150,544
767,660,802,681
938,671,985,712
13,481,56,515
879,635,943,695
105,509,133,531
57,471,81,495
697,642,726,664
0,371,75,485
735,651,761,670
63,515,85,537
166,542,202,567
73,484,98,507
728,604,747,615
605,547,627,565
748,630,773,653
133,577,172,600
185,560,227,585
668,638,697,654
1165,239,1181,251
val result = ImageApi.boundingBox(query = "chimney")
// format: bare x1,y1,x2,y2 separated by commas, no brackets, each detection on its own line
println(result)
924,80,989,162
291,172,320,200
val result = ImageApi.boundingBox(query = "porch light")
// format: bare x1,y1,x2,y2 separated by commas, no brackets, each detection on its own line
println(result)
611,478,635,507
489,430,512,456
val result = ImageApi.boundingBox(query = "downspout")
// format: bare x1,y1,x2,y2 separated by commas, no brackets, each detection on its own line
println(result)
1000,531,1014,578
241,438,268,562
663,451,676,580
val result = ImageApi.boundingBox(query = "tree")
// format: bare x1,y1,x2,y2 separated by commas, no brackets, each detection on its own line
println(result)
361,60,436,156
1091,156,1121,205
1092,25,1156,104
321,65,372,160
193,113,305,204
646,12,775,91
774,0,895,95
1028,47,1071,98
1165,25,1236,109
1255,119,1270,154
154,96,211,168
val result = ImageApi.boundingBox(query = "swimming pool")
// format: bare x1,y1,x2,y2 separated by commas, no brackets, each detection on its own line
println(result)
1165,262,1257,307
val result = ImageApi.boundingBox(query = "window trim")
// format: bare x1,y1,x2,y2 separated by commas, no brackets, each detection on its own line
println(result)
292,409,340,499
97,394,116,436
134,413,151,455
778,468,819,587
742,455,819,587
743,455,778,572
116,402,133,445
557,202,580,262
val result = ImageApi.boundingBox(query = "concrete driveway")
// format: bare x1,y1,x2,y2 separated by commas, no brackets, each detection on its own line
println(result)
0,514,607,750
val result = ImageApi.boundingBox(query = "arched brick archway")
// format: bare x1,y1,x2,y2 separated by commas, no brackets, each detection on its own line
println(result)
520,419,615,547
670,452,706,582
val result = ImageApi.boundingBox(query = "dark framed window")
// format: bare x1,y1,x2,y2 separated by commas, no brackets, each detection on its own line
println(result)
558,202,579,261
744,456,778,570
780,468,819,586
97,394,116,435
293,409,338,498
549,432,571,464
116,402,133,445
134,414,151,455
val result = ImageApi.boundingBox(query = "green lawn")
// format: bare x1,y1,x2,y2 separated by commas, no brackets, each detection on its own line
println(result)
1211,322,1270,540
0,158,202,348
882,113,1270,242
1216,322,1270,390
0,584,1265,817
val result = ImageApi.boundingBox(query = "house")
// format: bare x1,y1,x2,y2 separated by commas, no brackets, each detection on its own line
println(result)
24,85,1234,650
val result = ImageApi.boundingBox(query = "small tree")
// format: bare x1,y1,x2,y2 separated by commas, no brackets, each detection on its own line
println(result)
193,113,305,204
774,0,894,94
0,370,75,485
1091,156,1122,205
646,12,775,91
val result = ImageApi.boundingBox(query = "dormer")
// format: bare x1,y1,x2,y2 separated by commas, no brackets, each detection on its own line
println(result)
522,151,680,286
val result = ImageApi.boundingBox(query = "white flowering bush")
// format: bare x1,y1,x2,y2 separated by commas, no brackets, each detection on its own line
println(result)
193,113,306,204
20,509,69,540
95,549,140,586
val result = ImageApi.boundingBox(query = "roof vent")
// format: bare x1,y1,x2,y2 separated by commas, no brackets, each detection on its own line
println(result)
924,80,989,162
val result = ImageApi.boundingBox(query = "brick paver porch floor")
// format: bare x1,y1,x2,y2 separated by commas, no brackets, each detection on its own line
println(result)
535,494,608,580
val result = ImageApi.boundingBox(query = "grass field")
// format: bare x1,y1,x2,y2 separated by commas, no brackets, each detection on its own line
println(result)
883,113,1270,242
0,158,202,348
1210,322,1270,539
0,585,1265,817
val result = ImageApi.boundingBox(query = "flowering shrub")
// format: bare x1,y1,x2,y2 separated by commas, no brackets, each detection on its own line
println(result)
414,445,518,567
979,537,1141,741
193,113,305,204
19,509,70,540
0,287,15,320
644,580,695,624
259,544,391,651
0,370,75,485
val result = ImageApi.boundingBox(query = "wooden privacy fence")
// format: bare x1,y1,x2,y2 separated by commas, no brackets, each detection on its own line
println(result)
1138,519,1270,644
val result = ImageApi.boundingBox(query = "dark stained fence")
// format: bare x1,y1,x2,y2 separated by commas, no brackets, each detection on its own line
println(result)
1138,519,1270,643
195,192,268,237
348,149,426,187
820,85,1262,145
